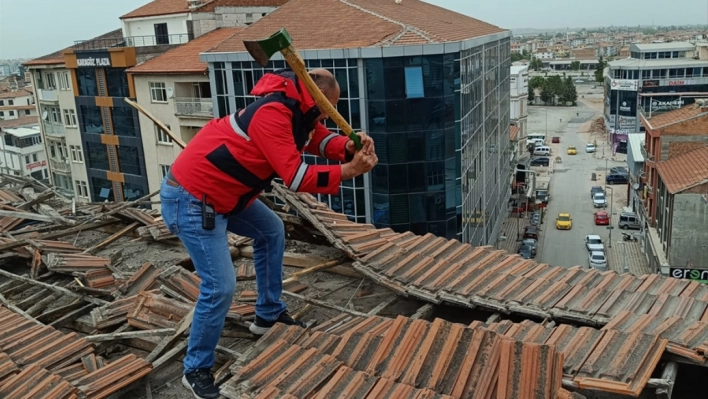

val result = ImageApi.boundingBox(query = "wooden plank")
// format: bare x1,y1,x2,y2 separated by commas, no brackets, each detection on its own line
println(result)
0,268,109,305
0,292,43,325
83,222,140,254
145,307,195,363
0,209,56,223
0,219,119,253
282,290,369,317
124,98,187,148
240,246,362,278
85,328,176,342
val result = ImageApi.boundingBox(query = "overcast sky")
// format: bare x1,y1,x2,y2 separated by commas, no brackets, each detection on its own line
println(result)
1,0,707,59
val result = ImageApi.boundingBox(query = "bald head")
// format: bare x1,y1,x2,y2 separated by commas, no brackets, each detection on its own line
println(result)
308,68,340,105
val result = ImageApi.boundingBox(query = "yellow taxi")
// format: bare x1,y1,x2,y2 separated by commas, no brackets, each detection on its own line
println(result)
567,145,577,155
556,212,572,230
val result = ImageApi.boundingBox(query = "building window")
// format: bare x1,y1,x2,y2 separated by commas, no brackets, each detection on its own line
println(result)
63,109,77,126
9,111,14,116
150,82,167,102
155,124,172,144
0,100,3,106
75,180,89,198
160,164,171,178
77,68,98,96
111,107,136,137
59,72,71,90
70,145,83,163
45,72,57,89
0,111,4,117
106,68,129,97
25,156,30,164
79,105,104,134
32,154,38,162
117,145,141,176
24,109,31,115
154,23,169,45
92,177,114,201
86,142,110,171
405,67,425,98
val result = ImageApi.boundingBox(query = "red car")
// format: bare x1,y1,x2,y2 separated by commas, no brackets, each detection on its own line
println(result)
551,137,560,143
594,211,610,225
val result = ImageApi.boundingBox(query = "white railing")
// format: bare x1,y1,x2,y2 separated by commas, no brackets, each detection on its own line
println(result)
175,97,213,117
43,121,65,137
38,89,57,102
49,159,71,172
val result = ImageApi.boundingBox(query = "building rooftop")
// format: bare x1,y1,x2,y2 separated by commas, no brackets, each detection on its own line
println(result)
127,28,242,74
0,116,39,130
609,57,708,69
510,65,528,75
627,134,645,163
641,103,708,130
23,29,123,67
121,0,290,19
0,88,33,99
631,41,695,51
656,145,708,194
208,0,505,53
3,126,41,138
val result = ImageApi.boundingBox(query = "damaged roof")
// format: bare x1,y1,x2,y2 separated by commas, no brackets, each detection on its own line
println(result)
655,145,708,194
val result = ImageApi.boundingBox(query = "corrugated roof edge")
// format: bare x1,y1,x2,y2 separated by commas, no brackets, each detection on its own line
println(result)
24,28,123,67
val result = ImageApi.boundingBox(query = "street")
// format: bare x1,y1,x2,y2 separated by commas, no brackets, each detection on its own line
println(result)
525,87,633,269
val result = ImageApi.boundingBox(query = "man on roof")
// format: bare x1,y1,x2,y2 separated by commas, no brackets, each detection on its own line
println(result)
160,68,377,399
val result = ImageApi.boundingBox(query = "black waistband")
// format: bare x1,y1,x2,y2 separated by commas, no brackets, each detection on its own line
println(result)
166,170,180,186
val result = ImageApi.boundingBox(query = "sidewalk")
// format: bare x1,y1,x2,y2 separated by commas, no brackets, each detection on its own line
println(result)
604,210,651,276
497,213,546,260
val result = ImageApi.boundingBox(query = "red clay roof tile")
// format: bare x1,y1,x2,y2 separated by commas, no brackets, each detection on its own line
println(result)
128,28,243,74
655,145,708,193
209,0,505,53
642,103,708,130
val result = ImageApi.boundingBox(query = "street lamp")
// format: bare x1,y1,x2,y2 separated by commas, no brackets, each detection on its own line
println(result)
606,186,614,248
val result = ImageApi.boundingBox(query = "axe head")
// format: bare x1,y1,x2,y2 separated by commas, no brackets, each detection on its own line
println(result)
243,28,293,67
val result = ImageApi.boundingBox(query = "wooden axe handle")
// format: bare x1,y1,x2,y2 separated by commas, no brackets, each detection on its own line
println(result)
281,46,362,150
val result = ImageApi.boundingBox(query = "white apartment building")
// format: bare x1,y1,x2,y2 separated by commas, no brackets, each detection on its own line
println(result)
0,89,37,121
127,27,241,200
534,50,555,59
0,126,49,181
120,0,286,46
24,56,89,201
510,65,529,145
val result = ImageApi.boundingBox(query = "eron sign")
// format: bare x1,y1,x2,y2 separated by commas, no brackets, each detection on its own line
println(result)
670,268,708,283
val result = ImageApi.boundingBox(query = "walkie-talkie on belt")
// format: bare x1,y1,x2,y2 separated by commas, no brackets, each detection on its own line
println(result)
202,194,216,230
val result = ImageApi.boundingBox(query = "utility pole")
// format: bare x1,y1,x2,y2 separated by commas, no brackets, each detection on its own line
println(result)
607,186,614,248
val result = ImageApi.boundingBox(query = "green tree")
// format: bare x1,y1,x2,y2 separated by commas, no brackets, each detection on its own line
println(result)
594,55,606,83
570,60,581,71
528,85,535,103
539,82,553,105
511,52,525,62
560,77,578,105
546,75,564,105
529,76,545,90
530,57,544,71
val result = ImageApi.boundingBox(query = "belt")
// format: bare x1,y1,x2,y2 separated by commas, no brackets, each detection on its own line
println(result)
165,171,180,188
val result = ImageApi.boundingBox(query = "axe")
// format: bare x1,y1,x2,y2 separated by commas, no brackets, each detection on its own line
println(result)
243,29,362,150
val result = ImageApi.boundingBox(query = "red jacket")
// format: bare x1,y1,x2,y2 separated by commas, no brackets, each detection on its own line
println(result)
170,72,350,215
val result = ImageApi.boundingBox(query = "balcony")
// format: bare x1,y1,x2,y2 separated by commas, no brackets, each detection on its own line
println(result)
37,89,57,102
42,121,65,138
49,159,71,173
175,98,213,118
73,34,189,49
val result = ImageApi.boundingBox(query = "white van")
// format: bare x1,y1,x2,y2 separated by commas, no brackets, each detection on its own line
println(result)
528,138,545,147
619,212,641,230
533,146,551,156
527,133,546,143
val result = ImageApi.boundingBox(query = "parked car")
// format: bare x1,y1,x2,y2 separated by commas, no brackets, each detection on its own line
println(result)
585,235,604,252
590,186,604,199
610,167,628,175
606,174,628,185
551,137,560,143
533,146,552,156
522,238,538,255
523,226,539,240
619,212,641,230
585,143,596,153
567,146,577,155
593,192,607,208
530,157,550,167
594,211,610,225
588,251,608,271
555,212,572,230
518,244,535,259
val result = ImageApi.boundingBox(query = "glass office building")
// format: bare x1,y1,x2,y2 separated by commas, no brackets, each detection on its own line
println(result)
205,36,511,245
64,48,149,202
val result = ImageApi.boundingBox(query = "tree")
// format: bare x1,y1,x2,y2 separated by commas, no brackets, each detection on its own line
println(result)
546,75,564,105
594,55,606,83
539,82,553,105
529,76,545,90
570,60,581,71
530,57,544,71
511,52,525,62
528,85,535,103
560,77,578,105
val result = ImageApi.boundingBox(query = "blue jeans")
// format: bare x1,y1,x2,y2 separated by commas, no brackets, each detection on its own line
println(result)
160,177,287,373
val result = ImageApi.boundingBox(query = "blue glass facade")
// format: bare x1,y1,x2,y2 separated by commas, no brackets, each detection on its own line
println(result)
365,55,461,239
